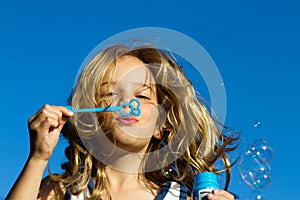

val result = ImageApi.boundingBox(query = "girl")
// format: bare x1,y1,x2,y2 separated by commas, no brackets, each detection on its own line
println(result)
7,45,238,199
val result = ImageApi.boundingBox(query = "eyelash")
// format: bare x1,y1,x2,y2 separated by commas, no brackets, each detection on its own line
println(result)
100,90,151,100
135,95,151,100
101,91,119,97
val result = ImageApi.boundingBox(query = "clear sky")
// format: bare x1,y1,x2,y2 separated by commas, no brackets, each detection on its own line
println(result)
1,0,300,199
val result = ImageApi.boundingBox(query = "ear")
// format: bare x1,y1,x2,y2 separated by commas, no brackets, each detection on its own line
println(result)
153,131,162,140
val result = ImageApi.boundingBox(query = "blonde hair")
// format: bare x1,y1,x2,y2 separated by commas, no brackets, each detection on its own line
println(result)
50,45,239,199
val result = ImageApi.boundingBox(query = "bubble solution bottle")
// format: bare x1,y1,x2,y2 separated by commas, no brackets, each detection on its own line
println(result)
192,172,220,200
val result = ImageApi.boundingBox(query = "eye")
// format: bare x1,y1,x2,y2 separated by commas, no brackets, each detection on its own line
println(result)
135,95,151,100
101,90,119,97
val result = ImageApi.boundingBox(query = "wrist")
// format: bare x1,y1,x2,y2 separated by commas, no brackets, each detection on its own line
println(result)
28,154,49,167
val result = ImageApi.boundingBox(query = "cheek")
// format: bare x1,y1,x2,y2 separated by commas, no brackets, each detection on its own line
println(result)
97,113,114,132
135,104,164,136
139,104,159,123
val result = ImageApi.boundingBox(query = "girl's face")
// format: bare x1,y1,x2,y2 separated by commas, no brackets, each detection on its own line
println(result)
99,55,160,153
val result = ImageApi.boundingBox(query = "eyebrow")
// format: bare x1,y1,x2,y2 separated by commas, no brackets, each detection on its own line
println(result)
101,82,156,94
136,84,156,95
100,81,117,86
101,81,155,88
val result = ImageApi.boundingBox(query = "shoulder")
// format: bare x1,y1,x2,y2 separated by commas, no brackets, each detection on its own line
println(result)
37,176,66,200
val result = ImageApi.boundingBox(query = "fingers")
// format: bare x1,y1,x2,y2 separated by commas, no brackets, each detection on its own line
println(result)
207,190,235,200
29,105,73,123
28,104,73,132
27,104,74,161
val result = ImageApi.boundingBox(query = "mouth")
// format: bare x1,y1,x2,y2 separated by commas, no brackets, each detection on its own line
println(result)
116,116,138,125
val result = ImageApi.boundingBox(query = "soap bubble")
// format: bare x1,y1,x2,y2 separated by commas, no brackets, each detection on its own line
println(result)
253,121,261,128
239,138,273,198
249,139,274,163
247,189,264,200
238,153,272,189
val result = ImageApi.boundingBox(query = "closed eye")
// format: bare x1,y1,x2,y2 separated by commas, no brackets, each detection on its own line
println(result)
135,95,151,100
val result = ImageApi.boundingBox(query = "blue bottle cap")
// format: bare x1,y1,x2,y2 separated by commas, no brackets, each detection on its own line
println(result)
193,172,220,190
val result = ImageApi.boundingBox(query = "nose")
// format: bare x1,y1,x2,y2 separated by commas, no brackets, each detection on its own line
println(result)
111,84,136,107
114,91,134,107
114,93,134,116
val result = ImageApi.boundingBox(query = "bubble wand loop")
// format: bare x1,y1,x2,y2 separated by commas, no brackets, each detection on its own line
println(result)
65,98,141,117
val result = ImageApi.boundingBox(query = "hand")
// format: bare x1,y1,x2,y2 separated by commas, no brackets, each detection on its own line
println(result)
207,189,235,200
28,104,73,161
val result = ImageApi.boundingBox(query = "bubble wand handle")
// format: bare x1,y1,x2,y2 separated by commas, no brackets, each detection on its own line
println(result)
192,172,220,200
192,172,239,199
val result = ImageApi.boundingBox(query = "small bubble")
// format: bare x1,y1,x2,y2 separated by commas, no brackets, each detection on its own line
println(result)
164,167,174,179
247,189,264,200
219,82,224,86
253,121,261,128
250,139,274,163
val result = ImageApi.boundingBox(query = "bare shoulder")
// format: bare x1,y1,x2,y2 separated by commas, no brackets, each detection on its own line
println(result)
37,176,66,200
186,196,191,200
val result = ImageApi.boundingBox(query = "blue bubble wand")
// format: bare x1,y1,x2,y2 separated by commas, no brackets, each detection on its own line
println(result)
65,98,141,117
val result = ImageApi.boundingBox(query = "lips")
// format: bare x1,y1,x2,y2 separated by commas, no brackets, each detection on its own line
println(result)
116,116,138,125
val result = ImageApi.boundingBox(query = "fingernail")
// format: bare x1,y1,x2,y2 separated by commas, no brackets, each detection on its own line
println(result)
67,109,73,115
207,193,213,199
213,189,219,194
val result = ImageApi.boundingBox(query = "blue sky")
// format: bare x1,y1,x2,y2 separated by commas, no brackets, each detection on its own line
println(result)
1,0,300,199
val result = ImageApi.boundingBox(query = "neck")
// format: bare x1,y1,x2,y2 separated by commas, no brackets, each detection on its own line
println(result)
105,165,144,193
108,152,145,173
103,166,159,200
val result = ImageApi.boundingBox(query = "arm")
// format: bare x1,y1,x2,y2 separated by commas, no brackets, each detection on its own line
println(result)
6,157,48,200
6,105,73,200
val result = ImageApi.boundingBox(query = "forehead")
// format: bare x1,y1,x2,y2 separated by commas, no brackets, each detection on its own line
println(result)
103,55,155,85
